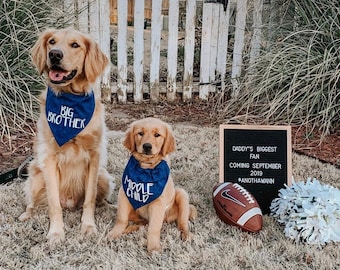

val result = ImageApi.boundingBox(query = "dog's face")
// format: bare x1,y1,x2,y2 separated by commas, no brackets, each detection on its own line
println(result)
124,118,176,157
31,28,108,92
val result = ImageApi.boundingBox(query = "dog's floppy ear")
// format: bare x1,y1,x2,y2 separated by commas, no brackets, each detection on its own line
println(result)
161,123,176,156
123,125,136,153
84,38,109,83
31,29,54,74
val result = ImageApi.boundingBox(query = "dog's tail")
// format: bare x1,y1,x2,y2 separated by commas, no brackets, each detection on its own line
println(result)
97,169,115,205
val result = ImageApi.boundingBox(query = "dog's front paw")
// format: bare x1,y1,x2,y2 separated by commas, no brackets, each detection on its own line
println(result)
147,241,161,253
107,222,129,240
19,211,31,222
107,228,122,240
181,231,193,241
47,228,65,245
19,207,34,221
81,223,98,236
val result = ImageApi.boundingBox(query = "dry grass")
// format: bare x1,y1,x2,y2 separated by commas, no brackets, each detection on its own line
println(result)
216,0,339,138
1,121,339,270
0,0,72,145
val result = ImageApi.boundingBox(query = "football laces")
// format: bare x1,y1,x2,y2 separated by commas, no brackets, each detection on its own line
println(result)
233,183,255,204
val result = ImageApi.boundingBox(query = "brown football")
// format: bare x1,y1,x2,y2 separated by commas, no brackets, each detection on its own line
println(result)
212,182,263,233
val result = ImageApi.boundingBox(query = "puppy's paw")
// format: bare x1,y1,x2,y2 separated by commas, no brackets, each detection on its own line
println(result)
107,228,122,240
47,229,65,245
19,207,34,221
181,231,193,241
147,241,161,253
81,223,98,236
107,222,130,240
19,211,31,222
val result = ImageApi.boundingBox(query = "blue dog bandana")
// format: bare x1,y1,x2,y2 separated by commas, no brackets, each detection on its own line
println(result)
45,87,95,146
122,155,170,209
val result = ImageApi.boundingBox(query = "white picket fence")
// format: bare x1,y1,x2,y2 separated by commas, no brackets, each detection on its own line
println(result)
65,0,263,103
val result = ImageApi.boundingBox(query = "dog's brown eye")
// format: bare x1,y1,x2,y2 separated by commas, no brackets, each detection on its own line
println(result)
154,133,160,137
49,39,55,45
71,42,80,48
138,132,144,136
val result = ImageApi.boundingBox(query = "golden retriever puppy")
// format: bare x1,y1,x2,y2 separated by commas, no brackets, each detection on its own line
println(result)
19,28,113,244
107,117,197,252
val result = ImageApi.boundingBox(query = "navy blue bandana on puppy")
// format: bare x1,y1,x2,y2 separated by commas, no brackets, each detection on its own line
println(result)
45,87,95,146
122,155,170,209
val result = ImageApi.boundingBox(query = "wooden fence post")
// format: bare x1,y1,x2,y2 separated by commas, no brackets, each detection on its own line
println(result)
231,0,247,96
209,3,219,91
166,0,179,102
133,0,145,104
117,0,128,103
183,0,196,102
98,0,111,102
149,0,162,103
199,2,213,100
216,1,230,92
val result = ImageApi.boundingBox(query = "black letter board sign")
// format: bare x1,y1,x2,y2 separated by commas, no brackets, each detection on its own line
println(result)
219,125,292,214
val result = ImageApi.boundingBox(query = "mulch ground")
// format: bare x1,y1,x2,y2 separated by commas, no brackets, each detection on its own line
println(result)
0,100,339,175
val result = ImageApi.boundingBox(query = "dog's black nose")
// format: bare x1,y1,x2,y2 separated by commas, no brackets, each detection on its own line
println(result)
49,49,63,64
143,143,152,154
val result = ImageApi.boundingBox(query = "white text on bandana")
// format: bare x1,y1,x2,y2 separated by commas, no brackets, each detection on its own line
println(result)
45,87,95,146
122,156,170,209
47,105,86,129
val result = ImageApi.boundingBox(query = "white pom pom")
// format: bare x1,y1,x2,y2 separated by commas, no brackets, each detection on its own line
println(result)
270,178,340,245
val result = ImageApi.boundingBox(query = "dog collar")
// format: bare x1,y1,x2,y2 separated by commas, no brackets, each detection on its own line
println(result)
122,155,170,209
45,87,95,146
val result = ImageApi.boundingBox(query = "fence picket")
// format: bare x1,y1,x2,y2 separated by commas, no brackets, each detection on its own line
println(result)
209,3,220,92
199,2,213,100
149,0,162,103
166,0,179,102
183,0,196,101
231,0,247,96
133,0,145,103
117,0,128,103
98,0,111,102
216,2,231,92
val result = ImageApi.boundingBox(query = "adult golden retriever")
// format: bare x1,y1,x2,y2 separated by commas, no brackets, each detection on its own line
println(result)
107,118,197,252
19,28,113,244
